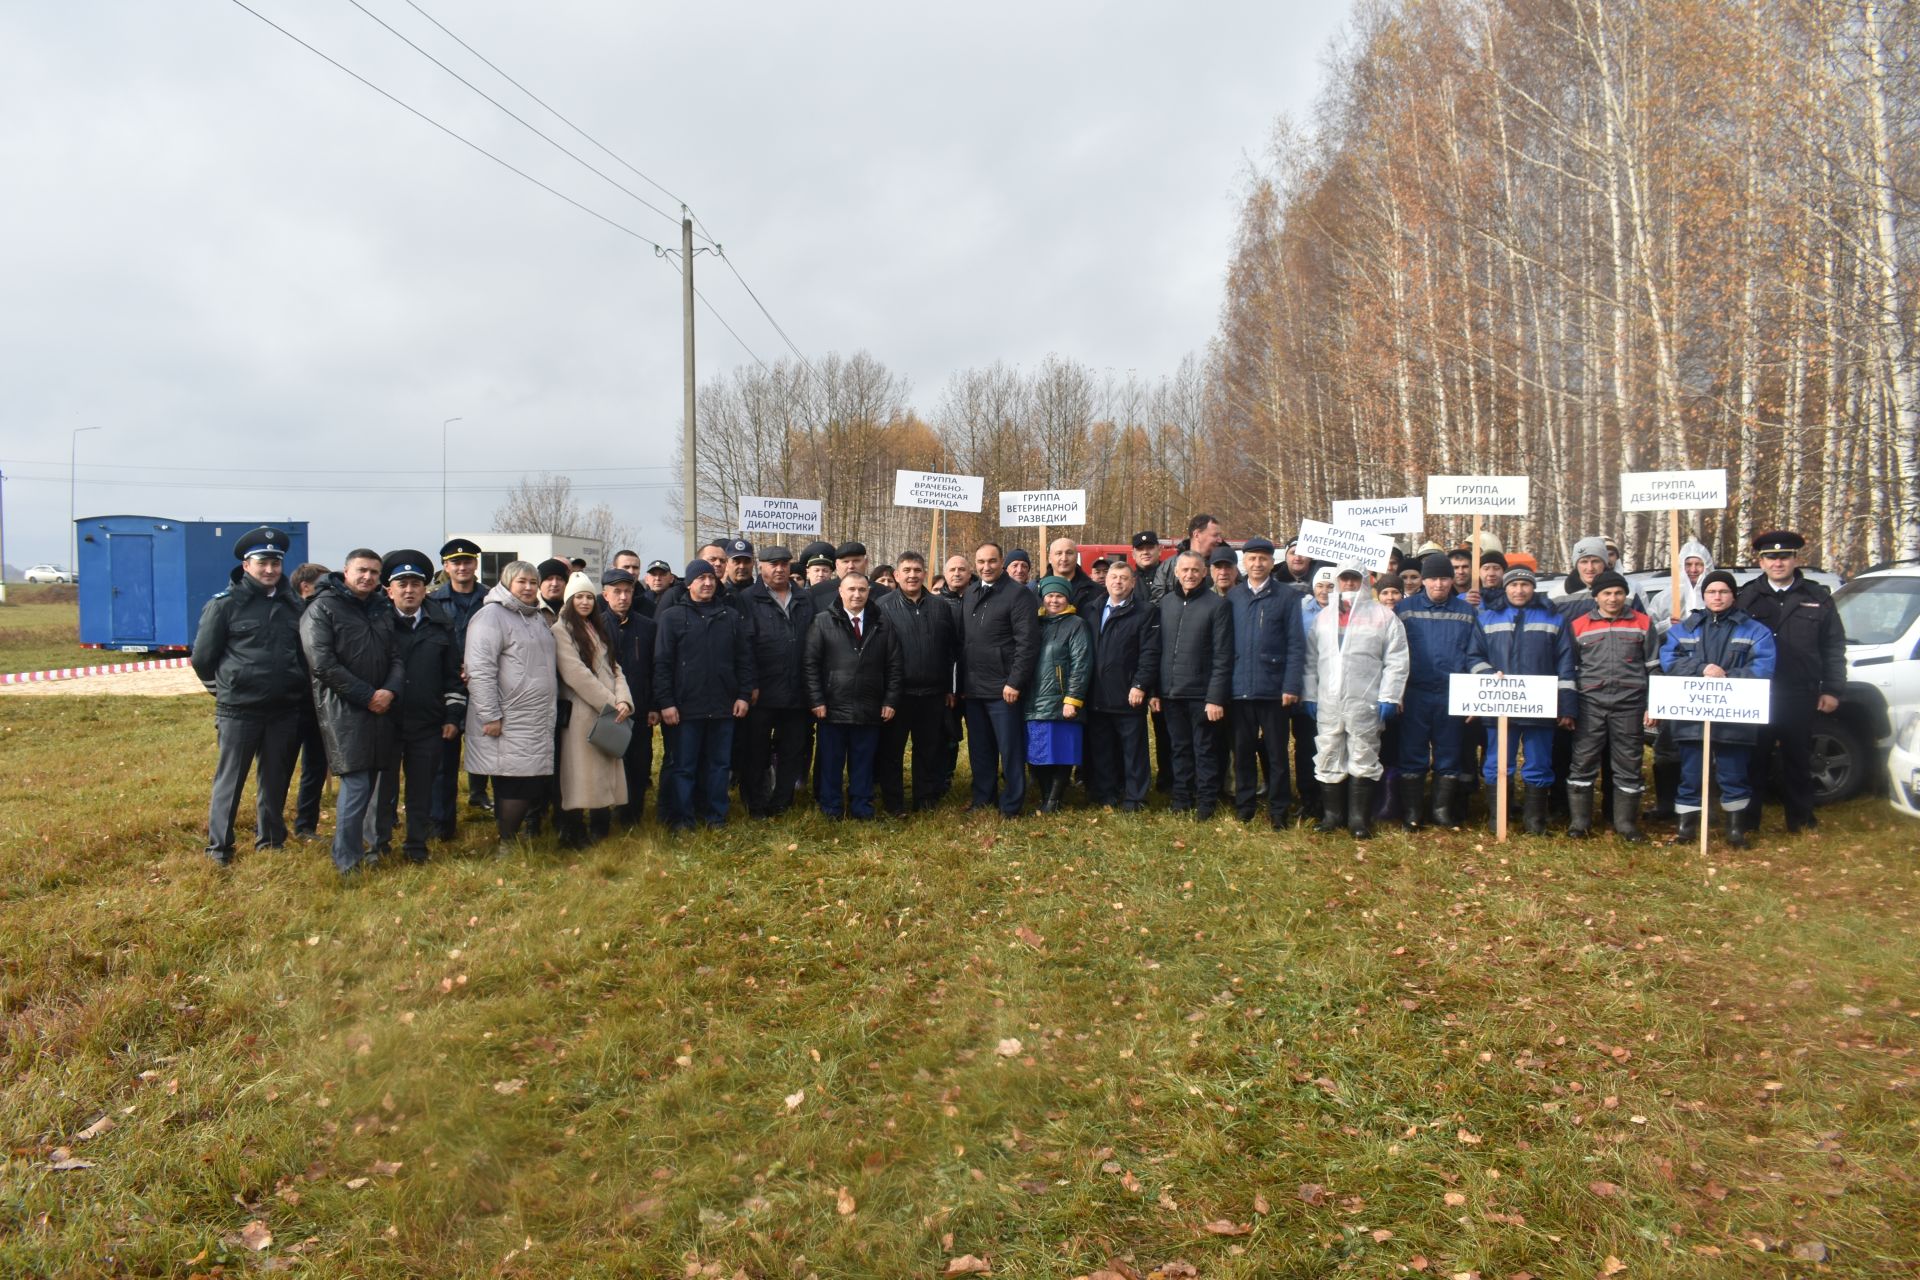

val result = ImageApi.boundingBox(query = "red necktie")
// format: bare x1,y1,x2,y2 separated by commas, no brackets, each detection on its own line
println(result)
853,615,862,640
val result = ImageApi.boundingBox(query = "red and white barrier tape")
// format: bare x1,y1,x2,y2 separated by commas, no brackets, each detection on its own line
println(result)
0,656,194,685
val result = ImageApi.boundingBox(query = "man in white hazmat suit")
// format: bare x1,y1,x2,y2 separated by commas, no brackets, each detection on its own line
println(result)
1304,564,1410,840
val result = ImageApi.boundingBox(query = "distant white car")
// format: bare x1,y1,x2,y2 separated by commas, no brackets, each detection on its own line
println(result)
22,564,73,584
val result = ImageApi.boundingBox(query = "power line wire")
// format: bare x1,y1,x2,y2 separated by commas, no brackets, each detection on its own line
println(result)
398,0,708,238
8,472,674,494
224,0,664,250
1,457,677,476
342,0,691,235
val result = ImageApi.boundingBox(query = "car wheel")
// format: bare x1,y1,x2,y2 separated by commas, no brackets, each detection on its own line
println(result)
1810,713,1869,805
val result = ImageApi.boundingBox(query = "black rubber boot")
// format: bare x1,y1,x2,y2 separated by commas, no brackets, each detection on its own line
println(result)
1398,774,1426,832
1431,776,1462,830
1522,783,1550,836
1040,768,1068,814
1674,810,1700,845
1612,789,1645,842
1348,776,1376,840
1316,780,1348,834
1567,787,1595,838
1727,806,1754,849
1650,761,1680,822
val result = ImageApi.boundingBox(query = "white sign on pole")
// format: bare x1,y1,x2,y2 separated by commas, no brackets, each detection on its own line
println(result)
893,469,985,513
998,489,1087,527
1425,475,1532,515
1619,469,1729,513
1331,495,1426,534
738,496,823,536
1448,673,1559,719
1646,675,1770,724
1293,519,1395,573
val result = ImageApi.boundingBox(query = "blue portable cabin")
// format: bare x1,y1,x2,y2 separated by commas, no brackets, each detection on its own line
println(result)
76,515,311,652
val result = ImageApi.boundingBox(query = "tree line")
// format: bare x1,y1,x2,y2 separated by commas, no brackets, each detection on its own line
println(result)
677,0,1914,574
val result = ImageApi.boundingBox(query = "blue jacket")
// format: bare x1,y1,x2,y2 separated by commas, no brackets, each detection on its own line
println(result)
653,598,756,720
1658,605,1777,745
1226,578,1305,701
1396,591,1488,693
1472,596,1576,724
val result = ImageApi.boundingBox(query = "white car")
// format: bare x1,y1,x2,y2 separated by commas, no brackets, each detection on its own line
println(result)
1830,564,1920,817
22,563,73,584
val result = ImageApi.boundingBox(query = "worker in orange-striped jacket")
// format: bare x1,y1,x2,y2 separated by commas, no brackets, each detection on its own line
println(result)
1565,570,1659,841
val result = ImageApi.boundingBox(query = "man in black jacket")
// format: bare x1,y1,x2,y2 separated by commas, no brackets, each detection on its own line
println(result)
1736,530,1848,832
962,542,1041,816
1153,550,1234,819
653,559,756,831
599,567,660,826
300,549,404,876
739,546,816,818
369,551,464,863
1086,557,1160,811
877,551,962,814
805,573,904,819
1046,537,1106,615
191,526,308,866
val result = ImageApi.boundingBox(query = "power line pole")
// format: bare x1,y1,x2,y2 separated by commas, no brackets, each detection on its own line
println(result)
681,208,698,562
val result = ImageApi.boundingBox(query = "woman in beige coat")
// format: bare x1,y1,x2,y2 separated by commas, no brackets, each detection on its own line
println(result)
551,572,634,847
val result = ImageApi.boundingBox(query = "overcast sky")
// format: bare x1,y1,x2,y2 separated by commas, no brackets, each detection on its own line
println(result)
0,0,1348,571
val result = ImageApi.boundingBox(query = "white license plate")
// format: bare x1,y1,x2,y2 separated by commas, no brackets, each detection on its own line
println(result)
118,646,149,654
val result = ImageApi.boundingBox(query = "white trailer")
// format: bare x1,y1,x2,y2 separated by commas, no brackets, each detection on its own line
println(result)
450,531,605,586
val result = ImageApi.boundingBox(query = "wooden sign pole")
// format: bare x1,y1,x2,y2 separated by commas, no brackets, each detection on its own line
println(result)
928,509,939,572
1699,719,1713,857
1494,714,1511,843
1669,509,1683,622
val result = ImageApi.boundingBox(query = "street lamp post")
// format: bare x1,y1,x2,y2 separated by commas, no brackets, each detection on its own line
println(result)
441,417,463,545
70,426,101,576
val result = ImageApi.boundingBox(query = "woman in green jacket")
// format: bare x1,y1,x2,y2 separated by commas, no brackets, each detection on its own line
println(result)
1027,576,1093,813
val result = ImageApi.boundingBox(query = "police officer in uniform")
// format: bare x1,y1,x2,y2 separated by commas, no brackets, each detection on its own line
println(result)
1735,531,1847,832
191,526,307,865
427,537,488,826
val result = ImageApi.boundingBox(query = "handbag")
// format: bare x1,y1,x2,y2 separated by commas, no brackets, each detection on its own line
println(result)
586,703,632,758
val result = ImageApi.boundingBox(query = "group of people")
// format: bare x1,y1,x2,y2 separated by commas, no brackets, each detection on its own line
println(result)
189,511,1846,876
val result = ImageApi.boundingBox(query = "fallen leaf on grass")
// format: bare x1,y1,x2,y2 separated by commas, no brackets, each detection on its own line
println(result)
1013,926,1045,949
1297,1183,1327,1206
1599,1256,1626,1276
369,1160,403,1177
74,1116,114,1142
47,1147,94,1172
835,1186,856,1216
1101,1160,1123,1174
1456,1128,1482,1146
1699,1178,1729,1201
344,1177,370,1190
1155,1261,1198,1277
1442,1191,1467,1207
1587,1180,1620,1199
1370,1229,1393,1242
1791,1243,1830,1263
1253,1193,1270,1215
995,1038,1023,1058
492,1078,527,1096
239,1221,272,1251
1202,1220,1250,1236
1121,1170,1143,1194
784,1089,806,1113
944,1256,992,1275
1156,1190,1179,1211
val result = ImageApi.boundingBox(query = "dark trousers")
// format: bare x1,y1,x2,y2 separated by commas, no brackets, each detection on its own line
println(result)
878,692,949,812
743,704,811,817
1681,741,1753,811
817,721,882,818
1162,699,1222,812
1287,704,1320,809
661,718,734,828
293,713,328,834
964,697,1028,815
374,730,443,859
618,722,655,822
1397,687,1464,778
1150,705,1172,789
430,734,486,825
1232,699,1292,820
1569,697,1646,794
1750,686,1817,827
206,713,299,856
1087,709,1150,808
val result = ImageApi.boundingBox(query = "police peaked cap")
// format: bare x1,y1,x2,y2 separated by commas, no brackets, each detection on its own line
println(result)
439,537,482,561
233,526,291,560
1752,530,1805,555
1131,531,1160,550
381,549,433,582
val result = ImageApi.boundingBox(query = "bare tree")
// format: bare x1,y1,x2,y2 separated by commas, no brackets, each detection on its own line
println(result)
492,473,633,549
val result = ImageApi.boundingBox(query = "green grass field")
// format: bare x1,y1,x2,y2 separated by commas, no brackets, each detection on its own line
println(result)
1,672,1917,1276
0,585,97,675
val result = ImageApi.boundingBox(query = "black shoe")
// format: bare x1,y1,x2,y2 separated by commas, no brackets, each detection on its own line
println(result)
292,828,318,843
468,796,494,813
1315,781,1348,834
206,848,234,867
1674,811,1700,845
1430,776,1461,830
432,823,456,841
1521,783,1549,836
1786,814,1818,834
1649,761,1680,822
1196,803,1216,821
1567,787,1595,838
403,848,429,865
1397,775,1426,832
1348,776,1376,840
1119,801,1143,813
